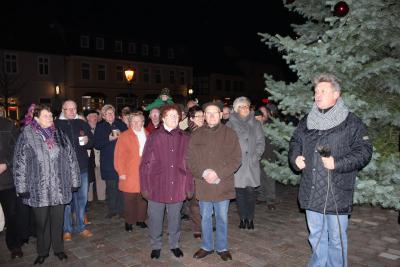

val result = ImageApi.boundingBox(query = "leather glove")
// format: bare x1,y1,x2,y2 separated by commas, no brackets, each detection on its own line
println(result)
72,187,79,192
186,191,194,199
141,191,149,200
19,192,30,199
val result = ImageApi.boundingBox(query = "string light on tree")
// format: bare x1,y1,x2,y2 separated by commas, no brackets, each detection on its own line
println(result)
333,1,349,17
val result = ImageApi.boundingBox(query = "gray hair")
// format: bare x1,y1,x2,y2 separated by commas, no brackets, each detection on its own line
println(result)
128,112,145,123
313,73,341,92
232,96,251,113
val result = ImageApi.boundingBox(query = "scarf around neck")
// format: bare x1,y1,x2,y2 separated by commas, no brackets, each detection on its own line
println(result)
307,97,349,130
32,119,56,149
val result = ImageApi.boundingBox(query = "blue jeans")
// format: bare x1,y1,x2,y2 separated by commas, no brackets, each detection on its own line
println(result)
199,200,230,252
306,210,348,267
64,171,88,233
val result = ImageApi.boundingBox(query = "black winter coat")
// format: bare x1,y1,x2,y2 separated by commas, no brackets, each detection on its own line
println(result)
289,113,372,215
0,118,19,191
55,118,93,172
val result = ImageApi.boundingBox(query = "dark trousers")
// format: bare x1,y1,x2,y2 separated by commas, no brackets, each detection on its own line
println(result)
105,180,123,215
235,186,257,220
189,197,201,233
0,188,21,251
256,168,276,203
123,192,147,224
32,205,65,256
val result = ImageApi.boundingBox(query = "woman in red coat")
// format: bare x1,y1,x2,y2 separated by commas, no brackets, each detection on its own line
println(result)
114,112,148,232
140,104,194,260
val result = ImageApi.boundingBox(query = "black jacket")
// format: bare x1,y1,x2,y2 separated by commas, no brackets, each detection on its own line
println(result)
289,113,372,214
0,118,19,190
55,118,93,172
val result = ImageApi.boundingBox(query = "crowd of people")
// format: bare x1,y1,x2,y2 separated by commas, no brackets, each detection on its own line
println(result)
0,73,374,267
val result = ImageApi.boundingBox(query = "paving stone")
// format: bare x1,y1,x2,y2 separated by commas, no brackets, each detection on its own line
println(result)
1,184,399,266
382,236,399,244
378,252,400,260
387,248,400,256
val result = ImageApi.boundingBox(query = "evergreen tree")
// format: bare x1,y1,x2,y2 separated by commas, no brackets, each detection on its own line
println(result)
259,0,400,209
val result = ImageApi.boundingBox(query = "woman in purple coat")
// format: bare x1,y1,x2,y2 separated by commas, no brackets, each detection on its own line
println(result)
140,104,194,260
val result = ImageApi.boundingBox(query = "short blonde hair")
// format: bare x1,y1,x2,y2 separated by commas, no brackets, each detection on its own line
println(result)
101,104,115,116
232,96,251,113
128,111,145,123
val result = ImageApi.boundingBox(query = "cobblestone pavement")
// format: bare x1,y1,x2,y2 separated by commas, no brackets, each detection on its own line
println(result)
1,184,399,266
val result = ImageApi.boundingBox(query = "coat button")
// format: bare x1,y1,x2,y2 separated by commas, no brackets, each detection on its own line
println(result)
311,186,315,189
171,165,174,168
312,168,316,171
171,181,174,184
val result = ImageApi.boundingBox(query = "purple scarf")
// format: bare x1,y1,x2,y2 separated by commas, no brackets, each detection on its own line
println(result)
31,119,56,149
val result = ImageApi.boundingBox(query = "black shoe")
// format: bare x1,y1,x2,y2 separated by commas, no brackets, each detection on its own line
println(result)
11,248,23,259
256,200,267,205
150,249,161,259
125,223,133,232
217,251,232,261
105,212,116,219
171,248,184,258
247,220,254,230
54,252,68,261
34,255,48,265
181,213,190,221
239,219,246,229
136,221,148,228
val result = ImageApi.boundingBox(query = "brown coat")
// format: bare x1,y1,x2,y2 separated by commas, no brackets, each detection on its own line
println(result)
187,123,241,201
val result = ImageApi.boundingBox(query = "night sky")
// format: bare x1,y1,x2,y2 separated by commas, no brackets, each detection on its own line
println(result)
3,0,299,64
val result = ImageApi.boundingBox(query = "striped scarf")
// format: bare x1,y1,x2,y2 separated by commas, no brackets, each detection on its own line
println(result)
307,97,349,130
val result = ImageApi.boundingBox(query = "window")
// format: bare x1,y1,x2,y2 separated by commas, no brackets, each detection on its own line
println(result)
80,35,89,48
96,37,104,50
239,81,245,92
233,81,240,92
37,56,49,75
128,42,136,54
179,71,185,84
142,44,149,56
115,65,123,81
169,70,175,84
225,80,231,92
154,69,162,83
216,79,222,91
97,64,106,81
142,68,149,83
167,48,175,59
81,62,91,80
114,40,122,52
4,53,17,74
153,46,160,57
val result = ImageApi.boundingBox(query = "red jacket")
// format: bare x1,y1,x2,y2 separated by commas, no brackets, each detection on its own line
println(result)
140,126,193,203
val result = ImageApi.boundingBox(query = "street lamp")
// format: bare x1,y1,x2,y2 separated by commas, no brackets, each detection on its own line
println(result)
124,68,135,83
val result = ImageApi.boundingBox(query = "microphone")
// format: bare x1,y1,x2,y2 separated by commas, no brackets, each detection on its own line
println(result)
317,146,331,157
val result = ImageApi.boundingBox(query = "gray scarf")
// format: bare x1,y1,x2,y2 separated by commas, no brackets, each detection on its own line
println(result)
307,97,349,130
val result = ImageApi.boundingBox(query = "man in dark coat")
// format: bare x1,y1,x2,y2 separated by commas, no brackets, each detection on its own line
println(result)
289,74,372,267
55,100,94,241
0,116,23,259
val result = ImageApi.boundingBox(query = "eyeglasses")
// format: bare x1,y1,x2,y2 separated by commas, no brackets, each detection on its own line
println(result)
165,114,179,119
63,108,76,111
205,112,220,116
194,115,204,118
238,106,250,110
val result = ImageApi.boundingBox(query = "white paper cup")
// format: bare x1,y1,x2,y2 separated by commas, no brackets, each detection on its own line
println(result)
79,136,85,146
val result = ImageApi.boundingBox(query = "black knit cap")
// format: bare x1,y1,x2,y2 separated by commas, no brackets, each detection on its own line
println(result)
83,109,99,117
202,100,224,112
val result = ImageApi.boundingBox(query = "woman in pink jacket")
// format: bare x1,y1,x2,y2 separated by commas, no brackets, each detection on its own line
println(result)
114,112,148,232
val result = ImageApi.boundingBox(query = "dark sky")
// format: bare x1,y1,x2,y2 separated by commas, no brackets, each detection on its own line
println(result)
4,0,299,63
